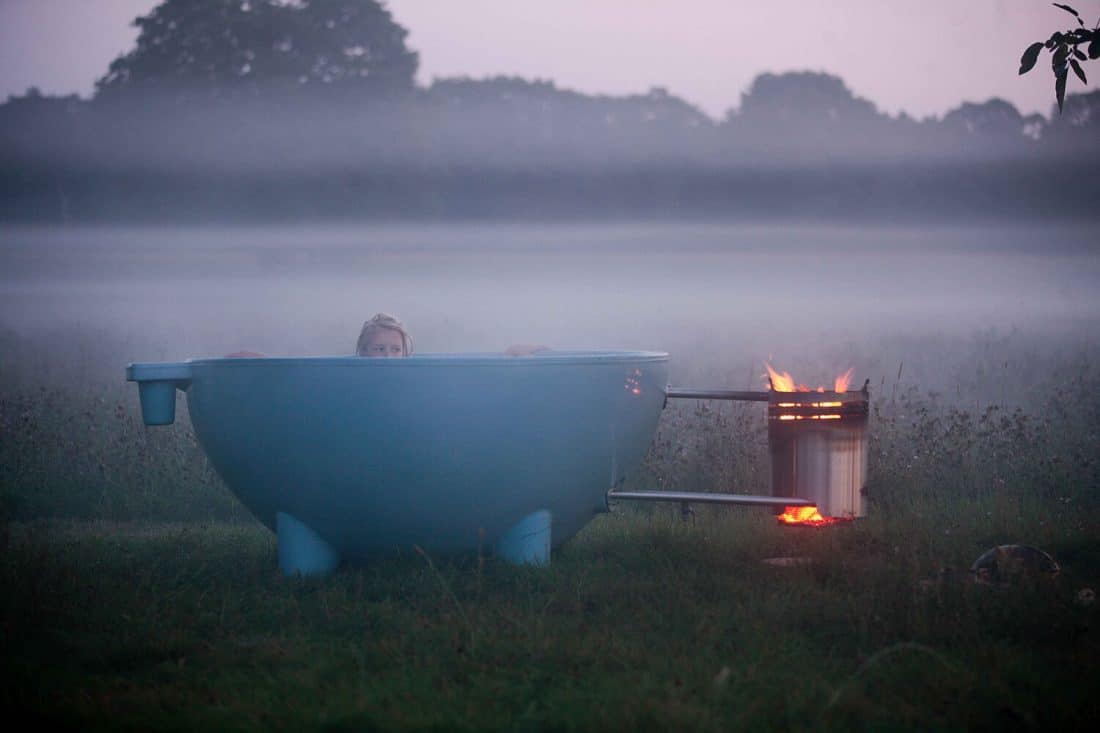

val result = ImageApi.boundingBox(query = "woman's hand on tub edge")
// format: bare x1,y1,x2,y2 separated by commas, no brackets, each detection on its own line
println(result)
504,344,550,357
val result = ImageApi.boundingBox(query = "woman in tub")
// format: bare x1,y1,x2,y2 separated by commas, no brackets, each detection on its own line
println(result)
356,312,412,357
229,312,544,358
356,312,546,357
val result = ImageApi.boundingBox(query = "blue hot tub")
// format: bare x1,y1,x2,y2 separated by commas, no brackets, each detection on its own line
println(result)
127,351,668,575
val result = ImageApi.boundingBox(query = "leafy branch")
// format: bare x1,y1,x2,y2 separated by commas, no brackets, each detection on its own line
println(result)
1019,3,1099,112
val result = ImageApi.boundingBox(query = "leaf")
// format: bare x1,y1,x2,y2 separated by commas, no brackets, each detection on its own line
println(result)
1019,42,1044,74
1070,58,1087,83
1052,3,1080,19
1090,36,1100,60
1073,48,1087,60
1056,73,1067,113
1053,45,1070,68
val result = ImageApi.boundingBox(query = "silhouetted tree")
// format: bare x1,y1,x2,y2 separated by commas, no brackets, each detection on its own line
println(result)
942,99,1027,139
420,77,713,168
722,72,901,161
1044,89,1100,149
732,72,880,125
95,0,418,101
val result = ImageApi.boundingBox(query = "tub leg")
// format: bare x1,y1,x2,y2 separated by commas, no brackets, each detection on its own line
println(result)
495,509,552,566
277,512,341,577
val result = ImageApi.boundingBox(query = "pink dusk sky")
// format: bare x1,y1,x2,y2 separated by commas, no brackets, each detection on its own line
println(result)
0,0,1096,120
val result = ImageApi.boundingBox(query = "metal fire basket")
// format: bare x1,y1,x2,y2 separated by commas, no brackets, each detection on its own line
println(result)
767,387,868,518
608,383,869,519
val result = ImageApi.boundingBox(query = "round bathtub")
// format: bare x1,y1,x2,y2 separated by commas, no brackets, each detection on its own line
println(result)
127,351,668,573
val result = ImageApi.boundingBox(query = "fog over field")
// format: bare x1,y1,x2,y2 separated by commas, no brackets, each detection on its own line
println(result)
2,221,1097,409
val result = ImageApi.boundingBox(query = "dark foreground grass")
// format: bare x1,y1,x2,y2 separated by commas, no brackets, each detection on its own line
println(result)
2,508,1098,732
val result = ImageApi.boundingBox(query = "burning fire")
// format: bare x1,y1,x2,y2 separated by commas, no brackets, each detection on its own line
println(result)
766,363,854,393
834,368,854,393
776,505,851,527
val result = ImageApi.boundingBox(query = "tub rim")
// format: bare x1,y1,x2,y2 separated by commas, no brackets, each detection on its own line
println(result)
149,350,669,370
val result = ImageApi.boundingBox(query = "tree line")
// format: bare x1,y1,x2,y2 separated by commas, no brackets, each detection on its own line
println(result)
1,0,1097,223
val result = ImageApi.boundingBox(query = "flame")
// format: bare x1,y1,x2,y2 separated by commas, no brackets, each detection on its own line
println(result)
765,363,855,393
835,368,854,393
776,505,850,526
765,363,798,392
765,363,813,392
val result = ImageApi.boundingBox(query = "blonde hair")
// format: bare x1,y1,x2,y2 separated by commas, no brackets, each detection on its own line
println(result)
356,313,412,356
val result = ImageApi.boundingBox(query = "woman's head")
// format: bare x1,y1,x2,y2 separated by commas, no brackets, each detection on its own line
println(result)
356,313,412,357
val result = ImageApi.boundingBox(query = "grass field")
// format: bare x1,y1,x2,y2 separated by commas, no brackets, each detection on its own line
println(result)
4,511,1098,731
2,330,1099,731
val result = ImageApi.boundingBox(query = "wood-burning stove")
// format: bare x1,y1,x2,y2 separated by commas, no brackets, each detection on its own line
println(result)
609,377,869,522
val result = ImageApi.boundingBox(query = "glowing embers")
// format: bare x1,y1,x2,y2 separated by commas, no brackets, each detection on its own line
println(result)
768,394,867,422
776,413,842,421
776,505,854,527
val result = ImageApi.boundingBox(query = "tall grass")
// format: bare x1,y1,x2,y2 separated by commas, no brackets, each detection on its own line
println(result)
3,326,1099,525
0,384,246,522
